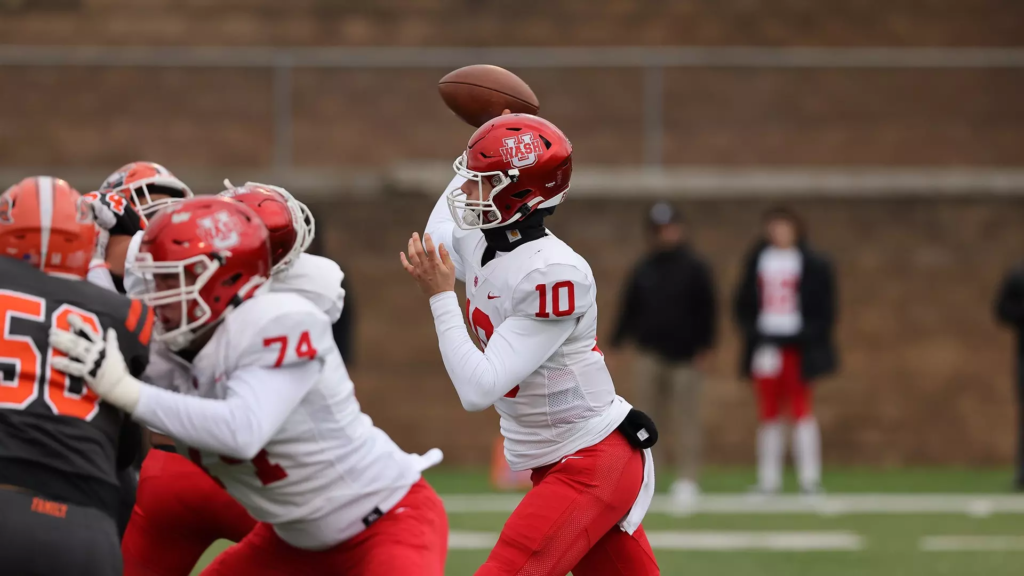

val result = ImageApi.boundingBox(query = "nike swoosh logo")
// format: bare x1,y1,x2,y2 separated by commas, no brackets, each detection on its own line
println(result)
487,293,501,300
560,456,583,464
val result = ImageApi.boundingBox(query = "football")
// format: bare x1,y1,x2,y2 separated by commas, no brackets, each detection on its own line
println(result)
438,65,540,128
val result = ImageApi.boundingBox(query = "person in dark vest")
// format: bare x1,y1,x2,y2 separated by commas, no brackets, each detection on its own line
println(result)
995,263,1024,491
612,202,716,507
734,207,837,495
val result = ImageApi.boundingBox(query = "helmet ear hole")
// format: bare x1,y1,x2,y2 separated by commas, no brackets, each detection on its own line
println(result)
222,272,243,287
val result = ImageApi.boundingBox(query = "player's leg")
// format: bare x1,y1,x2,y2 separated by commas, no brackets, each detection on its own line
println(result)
475,431,646,576
633,351,668,472
336,478,449,576
123,449,257,576
571,524,660,576
784,348,821,492
755,356,785,493
0,488,122,576
203,479,447,576
199,522,297,576
669,362,703,490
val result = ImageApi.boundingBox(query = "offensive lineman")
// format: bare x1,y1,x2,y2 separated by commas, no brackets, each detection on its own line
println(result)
51,196,448,575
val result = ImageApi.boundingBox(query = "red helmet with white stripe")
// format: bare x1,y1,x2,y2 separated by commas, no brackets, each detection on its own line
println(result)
0,176,96,279
132,196,271,350
99,161,193,223
449,114,573,230
218,180,314,275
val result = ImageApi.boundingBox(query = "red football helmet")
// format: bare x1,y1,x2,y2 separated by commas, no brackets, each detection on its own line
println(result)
0,176,96,279
99,161,193,222
131,196,271,350
449,114,573,230
218,180,314,275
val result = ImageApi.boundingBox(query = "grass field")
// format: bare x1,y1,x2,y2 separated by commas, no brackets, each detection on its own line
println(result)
191,467,1024,575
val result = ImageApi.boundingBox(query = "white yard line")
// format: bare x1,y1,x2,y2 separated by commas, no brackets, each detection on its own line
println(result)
920,536,1024,552
645,531,864,551
449,530,863,551
441,493,1024,516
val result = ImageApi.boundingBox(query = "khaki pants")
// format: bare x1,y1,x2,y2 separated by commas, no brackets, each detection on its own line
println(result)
632,350,703,482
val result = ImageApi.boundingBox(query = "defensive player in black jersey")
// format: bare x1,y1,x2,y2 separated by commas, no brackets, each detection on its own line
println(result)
0,176,152,575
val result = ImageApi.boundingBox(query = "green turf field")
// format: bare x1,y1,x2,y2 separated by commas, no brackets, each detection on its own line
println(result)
191,467,1024,575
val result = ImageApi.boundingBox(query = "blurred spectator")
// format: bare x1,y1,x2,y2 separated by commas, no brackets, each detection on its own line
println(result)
994,263,1024,491
734,207,836,495
612,202,716,506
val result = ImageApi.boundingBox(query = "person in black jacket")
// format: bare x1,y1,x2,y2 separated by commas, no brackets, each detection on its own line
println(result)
995,263,1024,490
734,207,836,495
613,202,716,505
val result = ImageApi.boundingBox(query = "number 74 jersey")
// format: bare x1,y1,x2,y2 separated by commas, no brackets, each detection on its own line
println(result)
144,291,429,549
454,230,630,471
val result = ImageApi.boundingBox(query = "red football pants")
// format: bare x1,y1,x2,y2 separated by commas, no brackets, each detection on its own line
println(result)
122,450,257,576
200,478,448,576
476,431,659,576
756,347,813,421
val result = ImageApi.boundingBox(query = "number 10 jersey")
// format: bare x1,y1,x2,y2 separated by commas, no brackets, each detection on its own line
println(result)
452,227,632,472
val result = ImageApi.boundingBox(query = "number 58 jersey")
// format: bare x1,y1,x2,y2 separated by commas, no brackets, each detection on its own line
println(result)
452,228,632,471
0,258,151,519
145,290,434,550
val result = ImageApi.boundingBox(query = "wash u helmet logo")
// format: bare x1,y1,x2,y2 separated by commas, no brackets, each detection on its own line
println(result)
499,133,544,169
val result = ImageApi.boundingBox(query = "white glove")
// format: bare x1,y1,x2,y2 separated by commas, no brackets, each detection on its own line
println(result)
93,225,110,263
49,315,141,413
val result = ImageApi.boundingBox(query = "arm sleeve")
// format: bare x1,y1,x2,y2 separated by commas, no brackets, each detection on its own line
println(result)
802,258,837,342
425,181,467,283
132,361,321,460
734,253,760,337
692,260,718,351
429,292,575,411
611,270,639,347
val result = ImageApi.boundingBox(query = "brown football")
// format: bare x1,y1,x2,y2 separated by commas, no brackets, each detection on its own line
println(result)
438,65,540,128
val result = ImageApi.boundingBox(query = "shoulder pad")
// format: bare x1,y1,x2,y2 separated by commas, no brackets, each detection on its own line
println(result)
228,293,333,369
511,263,594,321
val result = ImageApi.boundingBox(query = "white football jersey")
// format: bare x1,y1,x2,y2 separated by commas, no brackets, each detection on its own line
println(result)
451,227,632,471
269,253,346,323
144,291,432,549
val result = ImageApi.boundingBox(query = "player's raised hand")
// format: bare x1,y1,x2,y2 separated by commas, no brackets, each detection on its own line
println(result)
49,314,141,413
400,232,456,297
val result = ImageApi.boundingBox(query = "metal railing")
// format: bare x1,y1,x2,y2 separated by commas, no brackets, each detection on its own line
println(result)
2,45,1023,195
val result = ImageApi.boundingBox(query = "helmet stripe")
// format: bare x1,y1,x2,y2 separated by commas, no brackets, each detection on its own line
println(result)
37,176,54,270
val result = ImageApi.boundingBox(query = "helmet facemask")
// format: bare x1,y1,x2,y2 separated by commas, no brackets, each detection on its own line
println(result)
126,178,194,223
448,153,521,231
130,252,219,351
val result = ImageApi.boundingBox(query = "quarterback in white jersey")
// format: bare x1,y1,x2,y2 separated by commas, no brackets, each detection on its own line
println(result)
53,196,448,575
403,114,659,576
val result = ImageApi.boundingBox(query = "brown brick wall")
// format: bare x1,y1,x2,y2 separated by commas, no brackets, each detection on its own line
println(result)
319,195,1023,466
1,1,1022,46
1,67,1022,170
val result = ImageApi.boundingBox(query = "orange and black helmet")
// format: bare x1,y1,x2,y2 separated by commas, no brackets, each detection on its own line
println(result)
0,176,96,279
